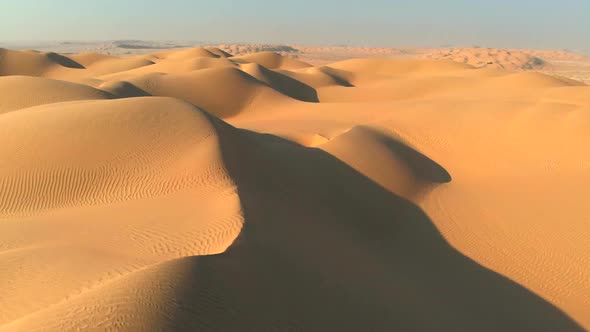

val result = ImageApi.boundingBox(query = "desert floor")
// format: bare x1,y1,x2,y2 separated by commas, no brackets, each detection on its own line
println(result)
1,45,589,331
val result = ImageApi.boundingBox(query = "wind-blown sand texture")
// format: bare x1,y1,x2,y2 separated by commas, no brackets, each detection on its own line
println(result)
1,46,589,331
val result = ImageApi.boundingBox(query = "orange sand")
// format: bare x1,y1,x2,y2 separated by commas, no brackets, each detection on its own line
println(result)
1,46,589,331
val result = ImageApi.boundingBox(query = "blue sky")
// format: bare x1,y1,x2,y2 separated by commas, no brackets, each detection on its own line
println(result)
1,0,588,50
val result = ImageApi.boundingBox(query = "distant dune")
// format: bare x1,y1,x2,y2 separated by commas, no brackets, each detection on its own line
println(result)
1,46,589,331
4,41,589,83
420,47,547,70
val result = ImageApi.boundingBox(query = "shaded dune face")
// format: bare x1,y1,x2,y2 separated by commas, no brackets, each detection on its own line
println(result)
176,122,580,331
239,62,319,102
0,47,589,331
319,125,451,201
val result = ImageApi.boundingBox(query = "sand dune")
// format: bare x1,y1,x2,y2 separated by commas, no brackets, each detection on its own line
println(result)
213,44,590,84
114,67,297,118
6,42,590,82
0,48,83,77
0,76,114,113
1,46,589,331
421,47,548,70
239,62,319,102
319,125,451,201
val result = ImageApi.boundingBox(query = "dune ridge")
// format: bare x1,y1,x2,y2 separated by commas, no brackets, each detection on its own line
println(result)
1,46,589,331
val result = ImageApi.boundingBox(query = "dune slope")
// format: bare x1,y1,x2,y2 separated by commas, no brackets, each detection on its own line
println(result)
1,47,589,331
0,76,114,114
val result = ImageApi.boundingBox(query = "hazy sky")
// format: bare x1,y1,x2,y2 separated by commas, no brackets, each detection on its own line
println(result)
1,0,589,50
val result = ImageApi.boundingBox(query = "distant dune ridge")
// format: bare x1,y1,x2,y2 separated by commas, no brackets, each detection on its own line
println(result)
5,41,590,83
0,46,589,331
420,47,547,70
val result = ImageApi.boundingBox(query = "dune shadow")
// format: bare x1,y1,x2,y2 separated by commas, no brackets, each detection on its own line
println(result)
46,52,85,69
262,68,319,102
327,72,355,87
238,64,320,103
361,126,452,183
166,117,582,331
100,81,152,98
317,66,356,87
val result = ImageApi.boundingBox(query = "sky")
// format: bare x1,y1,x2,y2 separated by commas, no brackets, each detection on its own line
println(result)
1,0,589,51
